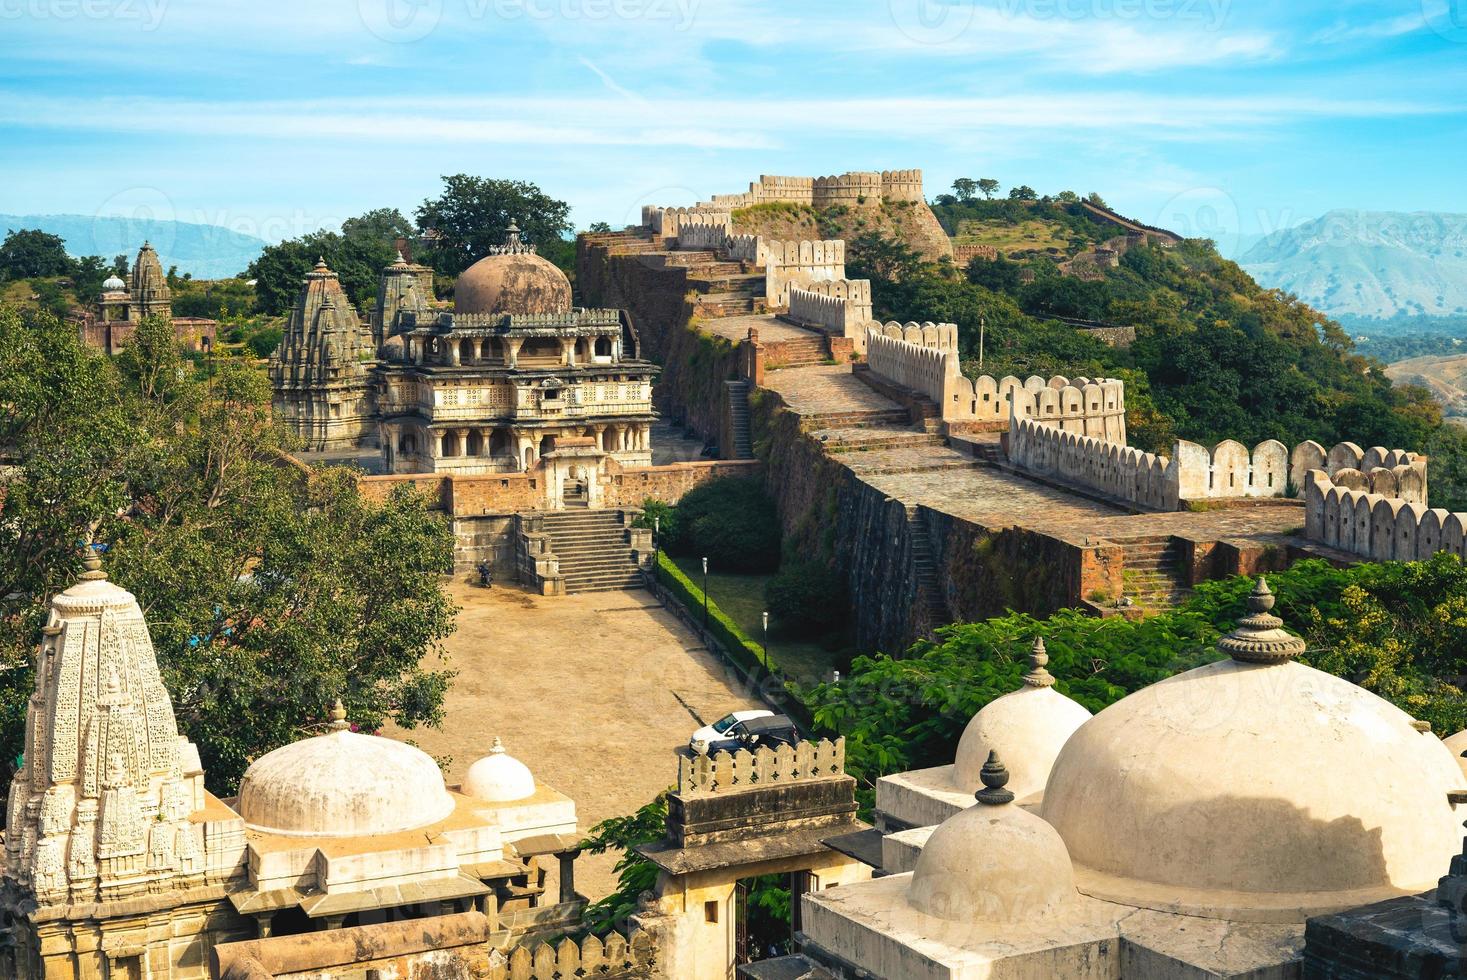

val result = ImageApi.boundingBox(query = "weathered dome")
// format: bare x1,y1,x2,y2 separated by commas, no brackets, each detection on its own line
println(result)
1039,579,1466,921
453,222,571,316
952,638,1092,802
909,753,1077,922
1444,730,1467,781
102,274,126,292
463,736,536,802
237,703,454,838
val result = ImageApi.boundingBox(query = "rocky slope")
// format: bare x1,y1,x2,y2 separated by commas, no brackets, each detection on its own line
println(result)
731,199,953,263
1240,209,1467,318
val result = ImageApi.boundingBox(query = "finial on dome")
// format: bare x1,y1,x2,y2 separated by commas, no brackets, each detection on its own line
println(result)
490,736,506,755
1022,636,1055,688
1217,577,1306,665
79,545,107,582
328,699,350,732
314,257,329,271
393,249,407,266
975,751,1015,805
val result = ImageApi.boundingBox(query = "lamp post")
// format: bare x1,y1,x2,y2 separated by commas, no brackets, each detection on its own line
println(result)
761,611,770,670
978,315,986,370
653,516,660,575
701,557,709,632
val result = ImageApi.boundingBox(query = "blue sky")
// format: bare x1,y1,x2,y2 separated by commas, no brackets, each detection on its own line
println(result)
1,0,1464,257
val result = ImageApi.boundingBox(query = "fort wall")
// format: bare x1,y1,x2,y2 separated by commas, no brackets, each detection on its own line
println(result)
1305,469,1465,562
786,280,874,351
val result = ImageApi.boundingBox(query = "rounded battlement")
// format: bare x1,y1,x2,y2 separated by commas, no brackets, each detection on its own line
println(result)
813,172,882,208
881,168,925,202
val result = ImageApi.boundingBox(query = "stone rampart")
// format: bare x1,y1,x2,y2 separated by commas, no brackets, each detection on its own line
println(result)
1009,415,1176,509
643,205,731,241
953,242,1000,264
786,279,875,352
1289,440,1427,500
650,170,927,216
867,327,1125,439
1305,470,1466,562
812,171,882,207
761,239,846,307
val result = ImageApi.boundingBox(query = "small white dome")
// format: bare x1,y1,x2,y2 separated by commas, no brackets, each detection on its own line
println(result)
909,752,1077,922
1444,730,1467,781
1040,579,1466,920
102,274,126,292
952,638,1092,801
463,736,536,802
238,703,455,838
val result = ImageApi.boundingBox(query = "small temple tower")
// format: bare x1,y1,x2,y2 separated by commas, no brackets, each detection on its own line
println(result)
268,259,377,452
98,242,172,325
0,551,250,978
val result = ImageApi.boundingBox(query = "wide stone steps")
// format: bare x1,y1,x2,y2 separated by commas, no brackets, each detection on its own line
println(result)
800,408,914,431
538,510,644,594
1114,536,1191,610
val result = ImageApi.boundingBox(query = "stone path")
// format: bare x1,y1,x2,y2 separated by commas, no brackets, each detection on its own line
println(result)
762,363,904,415
699,313,817,344
387,581,765,902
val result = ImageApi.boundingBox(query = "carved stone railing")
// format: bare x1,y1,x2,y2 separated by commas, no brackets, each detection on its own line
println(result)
489,931,655,980
678,737,845,795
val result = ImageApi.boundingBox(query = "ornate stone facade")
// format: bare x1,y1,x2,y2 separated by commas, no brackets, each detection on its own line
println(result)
375,231,658,486
98,242,172,325
268,259,377,452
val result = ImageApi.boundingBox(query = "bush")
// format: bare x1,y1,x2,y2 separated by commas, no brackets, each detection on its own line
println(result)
666,478,780,573
765,561,847,638
247,327,282,358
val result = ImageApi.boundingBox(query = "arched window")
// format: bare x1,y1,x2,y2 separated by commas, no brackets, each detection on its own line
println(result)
458,339,475,364
442,431,459,457
594,336,613,358
465,430,482,456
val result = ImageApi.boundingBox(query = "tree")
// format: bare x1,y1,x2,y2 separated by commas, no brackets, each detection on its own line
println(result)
977,178,1000,200
69,255,110,300
1008,185,1038,201
0,307,458,796
846,232,928,284
415,174,572,277
1086,192,1110,209
1056,190,1080,204
0,229,71,280
587,221,613,234
951,177,978,202
247,208,406,316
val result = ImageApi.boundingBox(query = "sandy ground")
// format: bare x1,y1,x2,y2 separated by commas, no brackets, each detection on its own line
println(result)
388,580,765,902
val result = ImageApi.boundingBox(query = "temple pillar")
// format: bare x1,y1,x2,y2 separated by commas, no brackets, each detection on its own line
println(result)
449,342,461,366
432,431,444,459
455,428,469,458
561,338,576,368
558,852,578,904
506,338,523,368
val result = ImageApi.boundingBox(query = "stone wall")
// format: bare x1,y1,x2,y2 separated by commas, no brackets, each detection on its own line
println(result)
1010,415,1179,509
1304,469,1461,562
786,280,874,352
866,327,1126,439
683,169,927,211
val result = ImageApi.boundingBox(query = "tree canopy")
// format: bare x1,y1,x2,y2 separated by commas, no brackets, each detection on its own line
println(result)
416,174,573,278
0,229,71,280
0,306,457,794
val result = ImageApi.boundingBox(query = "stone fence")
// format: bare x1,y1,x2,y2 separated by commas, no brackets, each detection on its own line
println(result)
490,931,656,980
866,326,1126,440
678,737,846,795
1305,470,1467,563
786,280,874,351
641,205,730,240
1009,414,1176,509
1009,417,1427,512
694,169,926,210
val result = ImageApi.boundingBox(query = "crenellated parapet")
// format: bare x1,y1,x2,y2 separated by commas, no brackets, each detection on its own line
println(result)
1010,415,1177,509
678,737,846,795
1306,469,1464,562
787,280,874,351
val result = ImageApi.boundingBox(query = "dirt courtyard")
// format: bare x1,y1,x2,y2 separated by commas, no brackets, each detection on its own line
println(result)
388,580,766,902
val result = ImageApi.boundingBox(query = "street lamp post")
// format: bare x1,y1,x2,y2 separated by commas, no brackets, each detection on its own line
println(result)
761,610,770,670
653,516,660,575
978,315,986,370
701,557,709,632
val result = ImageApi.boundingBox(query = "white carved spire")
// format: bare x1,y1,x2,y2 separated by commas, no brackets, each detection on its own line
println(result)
3,550,208,906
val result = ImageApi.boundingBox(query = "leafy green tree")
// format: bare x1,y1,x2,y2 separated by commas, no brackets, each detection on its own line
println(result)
977,178,1000,200
580,792,668,934
587,221,613,234
0,229,72,280
69,254,110,299
247,210,404,316
951,177,978,202
1427,424,1467,513
416,174,572,277
1086,192,1110,209
765,561,847,638
1008,185,1038,201
0,308,457,795
665,478,781,574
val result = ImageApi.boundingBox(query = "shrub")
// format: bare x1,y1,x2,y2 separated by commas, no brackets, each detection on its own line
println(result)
765,561,847,638
666,477,780,573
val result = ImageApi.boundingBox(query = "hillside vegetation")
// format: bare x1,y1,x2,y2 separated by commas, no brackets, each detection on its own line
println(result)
849,194,1450,495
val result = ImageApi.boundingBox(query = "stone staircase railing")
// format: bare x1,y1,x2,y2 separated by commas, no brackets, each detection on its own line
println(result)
678,737,846,795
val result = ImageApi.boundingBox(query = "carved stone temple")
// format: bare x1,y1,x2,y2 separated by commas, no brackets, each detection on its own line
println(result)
0,553,588,978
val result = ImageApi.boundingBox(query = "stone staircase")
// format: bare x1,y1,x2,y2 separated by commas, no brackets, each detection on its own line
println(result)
799,407,914,432
766,335,830,369
1118,535,1191,610
726,381,754,459
907,508,949,627
541,511,644,593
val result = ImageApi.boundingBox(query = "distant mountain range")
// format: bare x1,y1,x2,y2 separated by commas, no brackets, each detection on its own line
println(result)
0,214,268,280
1240,209,1467,320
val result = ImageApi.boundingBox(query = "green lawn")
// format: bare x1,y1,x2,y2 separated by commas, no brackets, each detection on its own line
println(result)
668,555,845,687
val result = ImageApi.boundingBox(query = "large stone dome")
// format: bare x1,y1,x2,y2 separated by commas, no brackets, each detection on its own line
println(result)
909,752,1077,922
453,224,571,316
952,639,1092,802
238,704,455,838
1039,579,1466,921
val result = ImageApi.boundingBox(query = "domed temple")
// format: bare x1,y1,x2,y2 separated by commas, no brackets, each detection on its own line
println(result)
0,551,586,979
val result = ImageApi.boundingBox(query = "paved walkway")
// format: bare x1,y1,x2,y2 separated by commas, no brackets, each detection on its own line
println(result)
763,364,903,415
388,581,765,901
700,313,818,344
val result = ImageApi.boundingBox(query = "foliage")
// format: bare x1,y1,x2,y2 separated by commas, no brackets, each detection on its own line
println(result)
246,325,283,359
765,561,848,639
0,307,457,795
1427,424,1467,513
662,477,781,574
579,792,668,934
654,553,774,684
171,276,258,320
246,210,404,316
0,228,71,280
805,556,1467,798
634,498,680,543
416,174,573,277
